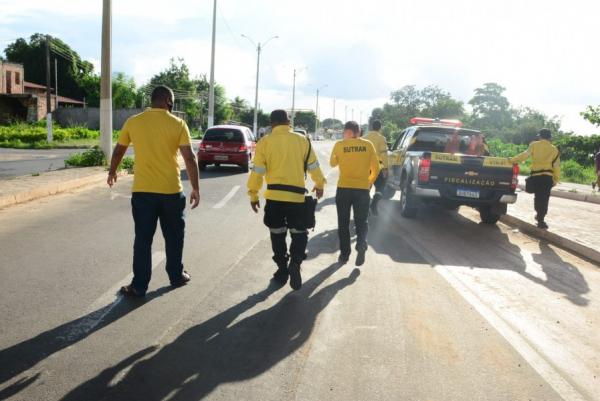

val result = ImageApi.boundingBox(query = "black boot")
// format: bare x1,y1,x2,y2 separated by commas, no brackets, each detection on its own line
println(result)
288,261,302,290
272,255,289,285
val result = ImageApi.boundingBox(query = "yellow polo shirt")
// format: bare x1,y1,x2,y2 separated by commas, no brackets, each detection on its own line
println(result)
118,108,191,194
330,138,380,190
363,130,389,169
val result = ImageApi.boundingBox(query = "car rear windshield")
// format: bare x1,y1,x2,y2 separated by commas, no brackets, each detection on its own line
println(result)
203,129,245,142
409,128,481,153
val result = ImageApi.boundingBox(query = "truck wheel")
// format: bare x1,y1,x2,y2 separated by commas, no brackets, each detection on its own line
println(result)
479,205,501,224
400,180,418,218
382,184,396,200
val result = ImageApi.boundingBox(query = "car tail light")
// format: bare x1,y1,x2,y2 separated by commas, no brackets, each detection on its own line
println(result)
198,142,206,151
239,144,248,152
511,163,519,190
418,155,431,183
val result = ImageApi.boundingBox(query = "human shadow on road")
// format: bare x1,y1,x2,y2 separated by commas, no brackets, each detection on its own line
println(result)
529,243,590,306
371,200,590,306
0,286,174,400
60,262,360,401
305,229,340,261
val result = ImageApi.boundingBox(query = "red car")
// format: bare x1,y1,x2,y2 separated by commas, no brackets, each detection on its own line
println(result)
197,125,256,172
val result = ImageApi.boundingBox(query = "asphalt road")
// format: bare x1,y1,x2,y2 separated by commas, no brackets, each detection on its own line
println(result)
0,148,80,178
0,141,598,401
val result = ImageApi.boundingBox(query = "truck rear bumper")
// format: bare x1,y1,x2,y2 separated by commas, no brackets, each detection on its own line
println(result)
499,194,517,204
413,187,442,198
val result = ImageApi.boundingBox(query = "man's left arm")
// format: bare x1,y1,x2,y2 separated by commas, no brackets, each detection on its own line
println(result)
307,144,326,199
368,143,381,186
180,145,200,209
552,150,561,186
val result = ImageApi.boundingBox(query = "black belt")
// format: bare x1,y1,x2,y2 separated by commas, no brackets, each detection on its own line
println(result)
530,169,553,175
267,184,307,194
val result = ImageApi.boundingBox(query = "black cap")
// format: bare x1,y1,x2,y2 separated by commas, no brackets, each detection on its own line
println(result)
538,128,552,139
344,121,360,134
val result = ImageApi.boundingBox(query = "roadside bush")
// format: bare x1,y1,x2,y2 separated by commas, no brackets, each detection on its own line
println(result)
560,160,596,184
0,123,100,146
119,156,135,172
64,146,106,167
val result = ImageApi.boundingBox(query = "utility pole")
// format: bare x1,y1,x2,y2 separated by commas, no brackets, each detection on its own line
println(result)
345,105,348,122
242,34,278,137
207,0,217,128
314,84,327,135
252,42,261,136
333,98,336,129
100,0,112,160
54,58,58,109
45,35,52,142
291,68,297,128
352,108,354,121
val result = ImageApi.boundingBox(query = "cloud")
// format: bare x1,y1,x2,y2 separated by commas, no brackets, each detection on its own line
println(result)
1,0,598,134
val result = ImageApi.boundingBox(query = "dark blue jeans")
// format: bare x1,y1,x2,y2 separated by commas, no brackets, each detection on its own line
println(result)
131,192,186,294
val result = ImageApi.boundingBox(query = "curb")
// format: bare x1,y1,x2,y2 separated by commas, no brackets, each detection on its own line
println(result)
0,170,128,210
500,214,600,266
517,183,600,205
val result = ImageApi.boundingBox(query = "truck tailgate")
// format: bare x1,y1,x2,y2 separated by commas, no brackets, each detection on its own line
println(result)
428,153,514,198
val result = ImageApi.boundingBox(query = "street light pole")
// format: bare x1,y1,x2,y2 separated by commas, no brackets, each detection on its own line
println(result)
100,0,112,160
242,34,278,137
314,84,327,135
207,0,217,129
291,69,297,128
345,105,348,122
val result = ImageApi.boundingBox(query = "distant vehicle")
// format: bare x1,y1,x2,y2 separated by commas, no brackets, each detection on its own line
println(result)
385,118,519,224
316,135,325,141
197,125,256,172
293,129,308,138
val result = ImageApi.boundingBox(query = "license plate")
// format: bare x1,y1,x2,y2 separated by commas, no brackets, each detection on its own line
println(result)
214,155,229,161
457,188,480,198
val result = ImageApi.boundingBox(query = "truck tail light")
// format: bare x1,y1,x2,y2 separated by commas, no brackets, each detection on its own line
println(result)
511,163,519,190
418,156,431,183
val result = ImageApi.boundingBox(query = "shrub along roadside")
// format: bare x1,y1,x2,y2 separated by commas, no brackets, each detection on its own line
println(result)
64,146,134,172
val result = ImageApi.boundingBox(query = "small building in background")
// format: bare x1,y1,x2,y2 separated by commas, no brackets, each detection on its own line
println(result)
0,61,84,124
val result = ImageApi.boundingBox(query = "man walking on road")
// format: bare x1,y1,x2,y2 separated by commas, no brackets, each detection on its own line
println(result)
593,149,600,191
107,85,200,297
247,109,326,290
511,128,560,229
363,119,388,216
330,121,380,266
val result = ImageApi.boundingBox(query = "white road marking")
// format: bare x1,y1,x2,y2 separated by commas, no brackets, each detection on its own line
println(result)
62,251,166,341
213,185,240,209
434,264,587,401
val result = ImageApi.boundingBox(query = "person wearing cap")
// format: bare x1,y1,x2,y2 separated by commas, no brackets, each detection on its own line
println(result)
593,149,600,191
330,121,380,266
247,109,326,290
363,120,389,216
511,128,560,229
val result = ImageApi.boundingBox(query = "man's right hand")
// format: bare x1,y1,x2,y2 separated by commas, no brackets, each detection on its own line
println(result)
251,200,260,213
189,189,200,209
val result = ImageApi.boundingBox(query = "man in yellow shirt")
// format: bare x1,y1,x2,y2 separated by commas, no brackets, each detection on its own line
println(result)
511,128,560,229
247,109,325,290
363,119,388,216
330,121,380,266
107,86,200,296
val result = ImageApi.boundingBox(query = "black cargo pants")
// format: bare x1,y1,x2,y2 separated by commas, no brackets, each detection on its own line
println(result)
336,187,370,256
530,175,553,221
263,199,308,268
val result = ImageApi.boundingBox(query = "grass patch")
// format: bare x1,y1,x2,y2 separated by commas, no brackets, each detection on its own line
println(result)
64,146,106,167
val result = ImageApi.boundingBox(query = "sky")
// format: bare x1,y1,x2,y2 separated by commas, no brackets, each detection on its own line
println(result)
1,0,598,134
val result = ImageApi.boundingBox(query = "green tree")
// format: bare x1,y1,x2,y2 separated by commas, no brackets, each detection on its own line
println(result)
293,111,316,131
581,105,600,127
4,34,94,101
112,72,138,109
468,83,512,130
321,118,343,129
